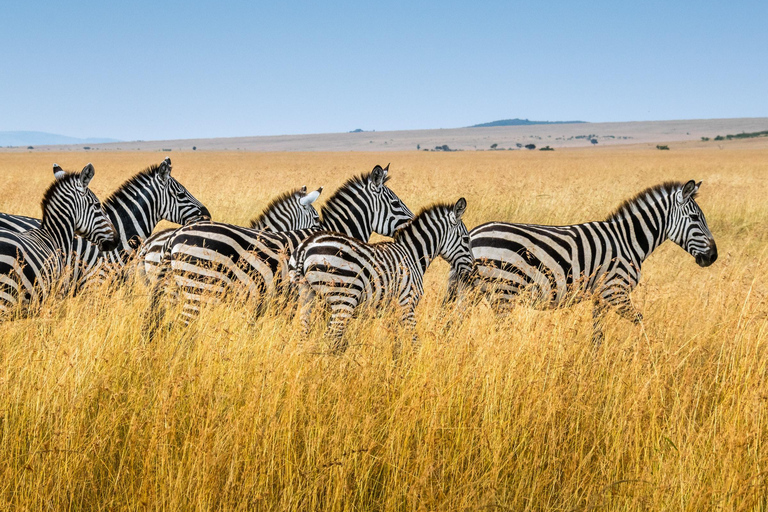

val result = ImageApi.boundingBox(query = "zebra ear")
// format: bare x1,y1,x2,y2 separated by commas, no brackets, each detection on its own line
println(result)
300,185,307,193
453,197,467,221
300,187,323,206
157,159,172,184
680,180,697,203
370,165,385,190
79,163,95,190
53,164,66,180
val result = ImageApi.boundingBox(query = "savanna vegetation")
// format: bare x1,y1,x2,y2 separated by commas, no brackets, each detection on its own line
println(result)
0,148,766,510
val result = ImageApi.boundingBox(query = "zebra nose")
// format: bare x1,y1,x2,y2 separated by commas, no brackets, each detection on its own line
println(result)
99,232,120,252
696,241,718,267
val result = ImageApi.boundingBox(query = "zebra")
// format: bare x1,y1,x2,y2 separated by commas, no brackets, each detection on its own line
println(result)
0,158,210,292
146,164,414,327
291,198,472,353
0,164,118,316
136,185,323,283
454,180,718,342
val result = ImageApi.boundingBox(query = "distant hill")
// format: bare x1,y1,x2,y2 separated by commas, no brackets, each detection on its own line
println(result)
470,118,587,128
0,131,120,147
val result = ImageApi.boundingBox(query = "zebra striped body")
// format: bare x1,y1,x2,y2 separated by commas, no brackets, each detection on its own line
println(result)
292,199,471,351
0,165,118,316
0,212,39,232
147,165,413,326
0,158,209,292
137,186,322,283
460,181,717,340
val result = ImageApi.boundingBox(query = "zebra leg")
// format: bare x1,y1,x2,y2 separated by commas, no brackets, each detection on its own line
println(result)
324,295,359,354
399,303,419,353
297,281,317,338
143,252,174,339
591,299,608,346
613,296,643,324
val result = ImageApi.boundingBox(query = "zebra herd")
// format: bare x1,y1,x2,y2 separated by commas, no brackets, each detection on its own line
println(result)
0,158,718,350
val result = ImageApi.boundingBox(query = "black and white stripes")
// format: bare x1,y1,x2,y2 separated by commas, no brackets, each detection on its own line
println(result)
459,180,717,340
292,198,472,351
136,185,322,282
146,165,414,326
0,164,117,315
0,158,209,291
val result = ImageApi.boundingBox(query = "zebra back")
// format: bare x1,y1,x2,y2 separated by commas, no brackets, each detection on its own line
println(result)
137,185,323,284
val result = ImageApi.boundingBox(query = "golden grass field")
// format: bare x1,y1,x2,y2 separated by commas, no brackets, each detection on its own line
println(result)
0,148,766,510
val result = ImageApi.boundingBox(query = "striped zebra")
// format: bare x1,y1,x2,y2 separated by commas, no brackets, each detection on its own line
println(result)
0,158,209,292
291,198,472,352
456,180,718,341
0,164,118,316
136,185,323,283
147,164,413,326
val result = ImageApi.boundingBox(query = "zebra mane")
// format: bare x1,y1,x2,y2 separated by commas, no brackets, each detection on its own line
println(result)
102,162,164,210
248,187,305,228
392,202,454,241
606,181,694,221
40,172,81,222
320,170,391,217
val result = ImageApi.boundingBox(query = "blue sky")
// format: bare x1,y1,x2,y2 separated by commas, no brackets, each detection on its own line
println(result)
2,0,766,141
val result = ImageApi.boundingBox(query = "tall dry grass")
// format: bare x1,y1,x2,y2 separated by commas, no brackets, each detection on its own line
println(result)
0,149,766,510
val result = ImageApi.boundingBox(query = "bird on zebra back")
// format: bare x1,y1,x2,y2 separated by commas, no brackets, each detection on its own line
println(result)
145,164,414,330
136,185,323,285
0,164,118,318
0,157,210,294
291,198,472,354
453,180,718,343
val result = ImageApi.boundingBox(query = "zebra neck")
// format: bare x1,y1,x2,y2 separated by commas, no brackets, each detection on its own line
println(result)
40,210,76,255
105,183,161,251
320,208,372,241
396,224,441,275
319,186,373,241
607,200,670,266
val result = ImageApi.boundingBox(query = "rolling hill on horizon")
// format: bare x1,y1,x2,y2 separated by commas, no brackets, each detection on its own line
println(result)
469,118,587,128
0,131,120,147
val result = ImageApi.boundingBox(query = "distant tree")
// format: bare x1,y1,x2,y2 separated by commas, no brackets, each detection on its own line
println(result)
540,146,554,151
656,145,670,150
490,143,498,149
27,146,33,150
417,144,420,150
700,137,709,142
590,138,598,145
83,147,91,150
516,143,523,148
525,144,536,150
192,146,197,150
714,135,725,141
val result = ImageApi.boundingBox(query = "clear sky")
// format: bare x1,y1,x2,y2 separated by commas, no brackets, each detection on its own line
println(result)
2,0,766,141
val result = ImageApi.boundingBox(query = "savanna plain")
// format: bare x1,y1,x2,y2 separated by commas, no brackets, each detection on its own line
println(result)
0,148,766,511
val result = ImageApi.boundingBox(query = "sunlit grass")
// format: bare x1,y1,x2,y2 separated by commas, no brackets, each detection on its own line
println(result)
0,149,766,510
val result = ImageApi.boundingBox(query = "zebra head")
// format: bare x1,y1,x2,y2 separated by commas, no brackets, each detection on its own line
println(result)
54,164,119,252
439,198,474,275
367,164,414,236
668,180,717,267
154,158,211,224
250,186,323,231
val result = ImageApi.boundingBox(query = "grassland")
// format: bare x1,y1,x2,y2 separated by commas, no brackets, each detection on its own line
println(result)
0,149,766,511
